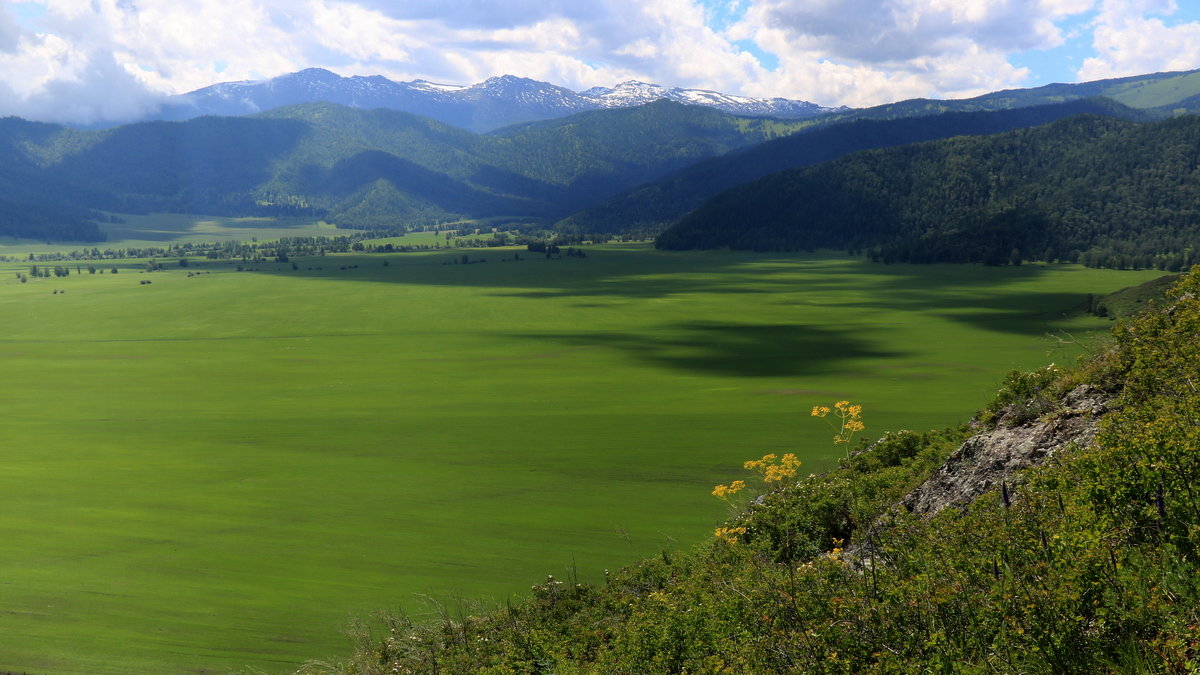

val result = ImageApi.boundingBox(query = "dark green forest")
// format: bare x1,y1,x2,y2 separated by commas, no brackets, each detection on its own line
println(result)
556,98,1144,236
658,114,1200,270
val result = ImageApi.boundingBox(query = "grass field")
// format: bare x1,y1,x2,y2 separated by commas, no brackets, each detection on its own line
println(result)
0,214,360,255
0,231,1166,673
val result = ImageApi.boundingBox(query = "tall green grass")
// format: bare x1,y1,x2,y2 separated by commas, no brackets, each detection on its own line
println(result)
0,243,1164,673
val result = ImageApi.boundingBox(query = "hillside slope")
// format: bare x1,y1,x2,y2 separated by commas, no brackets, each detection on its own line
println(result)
562,66,1200,237
0,117,108,240
556,97,1143,236
306,267,1200,674
0,101,803,237
808,66,1200,125
658,113,1200,270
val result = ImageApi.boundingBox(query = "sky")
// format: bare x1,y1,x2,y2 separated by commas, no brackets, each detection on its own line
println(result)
2,0,1200,125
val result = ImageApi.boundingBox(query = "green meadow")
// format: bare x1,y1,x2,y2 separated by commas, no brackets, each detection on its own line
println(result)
0,214,357,254
0,221,1166,673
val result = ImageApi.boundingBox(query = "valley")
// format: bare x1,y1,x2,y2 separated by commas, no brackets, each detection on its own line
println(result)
5,4,1200,671
0,220,1165,673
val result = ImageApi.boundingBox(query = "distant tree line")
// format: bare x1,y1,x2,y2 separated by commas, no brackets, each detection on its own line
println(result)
3,227,596,265
4,229,413,264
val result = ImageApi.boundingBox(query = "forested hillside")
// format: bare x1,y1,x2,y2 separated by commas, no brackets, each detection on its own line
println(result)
799,67,1200,128
556,67,1200,238
658,113,1200,270
556,98,1143,236
0,118,107,240
307,266,1200,675
0,101,804,239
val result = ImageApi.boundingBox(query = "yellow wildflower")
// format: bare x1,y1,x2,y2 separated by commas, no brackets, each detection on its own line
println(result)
712,480,747,501
713,526,747,543
814,399,866,456
743,453,776,471
826,537,845,561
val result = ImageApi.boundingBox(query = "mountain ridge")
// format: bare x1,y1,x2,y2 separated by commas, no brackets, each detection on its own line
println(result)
160,68,839,133
0,99,806,238
7,66,1200,248
555,97,1146,236
656,112,1200,270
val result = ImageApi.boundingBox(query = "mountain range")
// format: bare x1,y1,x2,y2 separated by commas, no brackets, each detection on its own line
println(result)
5,65,1200,267
554,97,1147,236
556,67,1200,237
158,68,840,133
657,112,1200,270
0,100,811,240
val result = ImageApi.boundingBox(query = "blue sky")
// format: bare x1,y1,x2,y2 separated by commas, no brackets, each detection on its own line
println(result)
2,0,1200,124
1012,3,1200,86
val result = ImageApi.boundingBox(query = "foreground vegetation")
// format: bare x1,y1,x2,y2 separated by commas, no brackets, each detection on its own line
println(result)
313,267,1200,674
0,227,1163,673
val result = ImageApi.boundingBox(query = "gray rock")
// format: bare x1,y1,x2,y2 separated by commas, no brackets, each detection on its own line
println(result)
900,384,1109,518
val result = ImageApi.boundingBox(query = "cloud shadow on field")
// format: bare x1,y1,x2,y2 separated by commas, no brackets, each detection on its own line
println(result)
248,249,1116,338
828,284,1099,336
511,320,905,377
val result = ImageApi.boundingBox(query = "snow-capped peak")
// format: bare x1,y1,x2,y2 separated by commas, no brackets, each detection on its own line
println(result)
166,69,837,132
578,80,833,117
408,80,465,93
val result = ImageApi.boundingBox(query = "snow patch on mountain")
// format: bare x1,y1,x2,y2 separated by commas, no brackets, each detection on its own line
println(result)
580,80,839,117
162,68,839,132
409,80,465,93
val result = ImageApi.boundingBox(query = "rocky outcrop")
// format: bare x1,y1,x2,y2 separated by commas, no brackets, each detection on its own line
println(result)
900,384,1111,517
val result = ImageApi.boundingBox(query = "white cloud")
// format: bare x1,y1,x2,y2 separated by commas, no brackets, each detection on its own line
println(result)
615,38,660,59
1077,0,1200,80
0,0,1193,125
0,3,163,124
309,1,415,63
1038,0,1097,15
354,0,766,95
475,17,587,51
726,0,1098,106
735,0,1066,63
